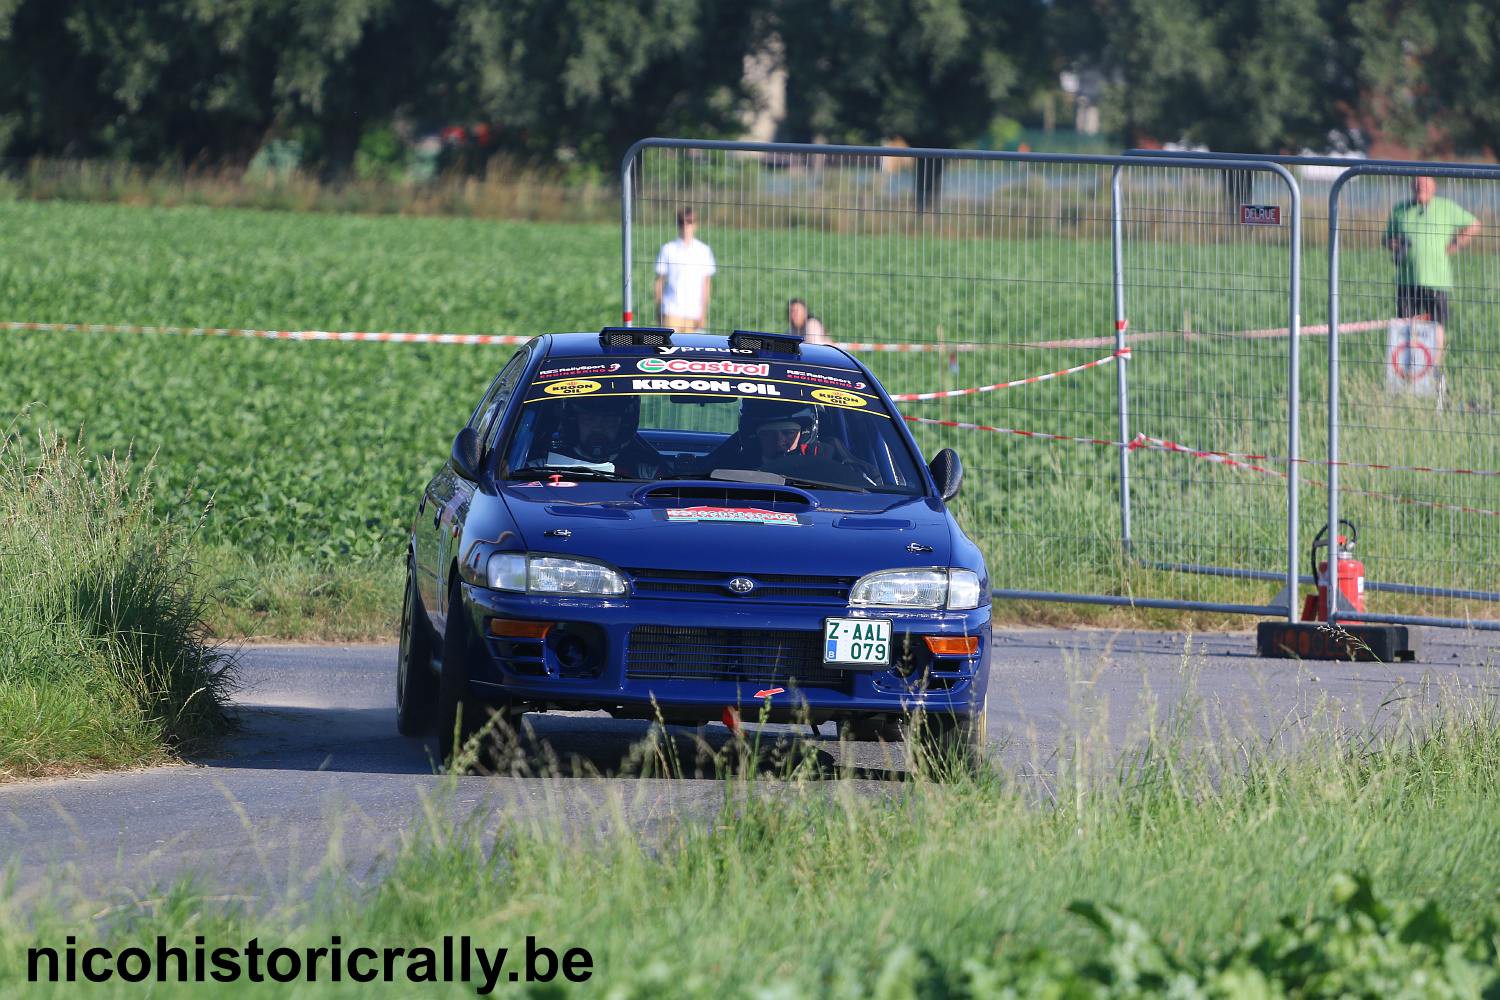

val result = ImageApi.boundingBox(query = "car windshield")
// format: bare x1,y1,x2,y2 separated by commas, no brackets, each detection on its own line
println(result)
499,353,926,494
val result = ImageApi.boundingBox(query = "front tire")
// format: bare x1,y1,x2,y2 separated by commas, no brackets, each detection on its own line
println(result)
395,559,438,736
436,578,502,766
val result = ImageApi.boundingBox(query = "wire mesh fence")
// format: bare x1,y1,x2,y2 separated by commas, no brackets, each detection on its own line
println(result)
622,140,1303,616
1328,165,1500,630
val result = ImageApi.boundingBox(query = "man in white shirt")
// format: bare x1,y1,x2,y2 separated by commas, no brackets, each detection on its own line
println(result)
654,206,716,332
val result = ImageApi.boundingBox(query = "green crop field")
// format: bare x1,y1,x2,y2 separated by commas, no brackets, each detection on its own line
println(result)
0,201,619,637
2,196,1498,638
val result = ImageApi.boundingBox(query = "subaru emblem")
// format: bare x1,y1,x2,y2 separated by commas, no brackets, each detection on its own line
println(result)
728,577,756,595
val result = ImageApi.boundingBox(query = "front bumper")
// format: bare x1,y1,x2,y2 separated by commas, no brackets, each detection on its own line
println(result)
460,583,990,721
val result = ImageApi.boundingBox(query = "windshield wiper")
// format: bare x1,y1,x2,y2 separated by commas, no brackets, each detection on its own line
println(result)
661,468,870,493
507,466,641,483
777,475,869,494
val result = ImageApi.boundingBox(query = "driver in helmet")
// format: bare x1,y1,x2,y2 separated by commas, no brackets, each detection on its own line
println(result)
748,406,821,459
546,395,663,478
696,400,826,472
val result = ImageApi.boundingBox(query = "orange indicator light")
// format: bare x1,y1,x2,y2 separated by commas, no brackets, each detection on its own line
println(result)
923,635,979,656
489,619,553,639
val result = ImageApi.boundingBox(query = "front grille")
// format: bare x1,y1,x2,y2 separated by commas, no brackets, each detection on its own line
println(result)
626,625,852,691
626,567,853,604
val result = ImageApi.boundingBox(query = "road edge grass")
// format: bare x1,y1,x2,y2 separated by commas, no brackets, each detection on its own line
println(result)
0,427,236,781
4,703,1499,994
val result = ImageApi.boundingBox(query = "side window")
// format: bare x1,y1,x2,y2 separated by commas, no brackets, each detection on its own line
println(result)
468,348,530,447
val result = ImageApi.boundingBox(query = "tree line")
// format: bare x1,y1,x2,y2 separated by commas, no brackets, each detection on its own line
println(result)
1,0,1494,174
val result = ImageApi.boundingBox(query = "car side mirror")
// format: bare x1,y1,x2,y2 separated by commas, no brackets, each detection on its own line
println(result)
450,427,483,482
928,448,963,501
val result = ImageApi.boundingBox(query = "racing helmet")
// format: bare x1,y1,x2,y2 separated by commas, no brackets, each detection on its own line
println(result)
559,393,640,460
739,399,818,453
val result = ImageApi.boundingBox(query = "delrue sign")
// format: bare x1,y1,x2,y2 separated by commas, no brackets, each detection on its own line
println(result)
1239,204,1282,226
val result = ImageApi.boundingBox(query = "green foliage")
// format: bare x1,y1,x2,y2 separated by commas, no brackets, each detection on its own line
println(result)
1347,0,1500,158
353,125,406,182
1053,0,1360,151
1065,873,1500,996
0,0,765,173
0,0,444,169
440,0,768,165
3,0,1500,173
780,0,1046,149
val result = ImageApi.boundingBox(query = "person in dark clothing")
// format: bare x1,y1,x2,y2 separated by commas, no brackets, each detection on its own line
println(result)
699,401,821,471
695,400,878,488
546,395,663,479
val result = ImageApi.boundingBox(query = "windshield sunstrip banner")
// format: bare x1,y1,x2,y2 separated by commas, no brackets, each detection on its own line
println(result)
527,358,884,414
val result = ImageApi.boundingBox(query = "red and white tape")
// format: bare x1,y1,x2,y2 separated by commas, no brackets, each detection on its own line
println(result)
1129,435,1500,482
1127,434,1289,478
11,318,1498,512
1026,319,1388,351
1131,435,1500,517
901,414,1124,450
5,319,1016,353
892,349,1128,401
905,417,1500,518
0,320,533,346
830,340,999,353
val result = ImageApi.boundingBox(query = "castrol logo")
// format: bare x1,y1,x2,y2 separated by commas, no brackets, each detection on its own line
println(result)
636,357,770,377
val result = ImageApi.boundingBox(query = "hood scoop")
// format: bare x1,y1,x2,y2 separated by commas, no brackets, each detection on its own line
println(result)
636,481,816,508
543,504,631,520
834,516,915,530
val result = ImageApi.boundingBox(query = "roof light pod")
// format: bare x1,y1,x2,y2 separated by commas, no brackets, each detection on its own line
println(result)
599,326,673,349
728,330,802,356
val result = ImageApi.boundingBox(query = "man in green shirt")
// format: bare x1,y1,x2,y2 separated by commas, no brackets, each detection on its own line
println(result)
1383,176,1481,364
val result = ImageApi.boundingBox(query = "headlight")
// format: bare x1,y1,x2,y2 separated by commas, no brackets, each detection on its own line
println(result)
850,568,947,609
849,567,984,610
486,553,627,596
528,556,628,596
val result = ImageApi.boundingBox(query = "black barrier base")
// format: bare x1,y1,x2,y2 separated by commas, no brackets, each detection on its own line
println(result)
1256,621,1419,662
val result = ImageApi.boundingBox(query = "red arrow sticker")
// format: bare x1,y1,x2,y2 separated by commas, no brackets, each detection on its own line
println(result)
754,687,785,699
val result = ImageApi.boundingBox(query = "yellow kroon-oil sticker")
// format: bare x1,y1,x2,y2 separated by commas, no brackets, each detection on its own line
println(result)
543,379,602,397
810,388,867,408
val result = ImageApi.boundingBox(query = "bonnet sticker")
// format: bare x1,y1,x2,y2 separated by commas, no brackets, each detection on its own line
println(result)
664,506,802,527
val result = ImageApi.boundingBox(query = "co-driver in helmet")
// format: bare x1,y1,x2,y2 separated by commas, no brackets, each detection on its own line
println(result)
547,395,663,479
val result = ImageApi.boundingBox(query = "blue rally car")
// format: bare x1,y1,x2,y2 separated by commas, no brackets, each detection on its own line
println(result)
396,326,990,762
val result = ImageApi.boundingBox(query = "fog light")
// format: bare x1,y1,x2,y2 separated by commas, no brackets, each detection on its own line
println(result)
923,635,979,656
489,619,553,639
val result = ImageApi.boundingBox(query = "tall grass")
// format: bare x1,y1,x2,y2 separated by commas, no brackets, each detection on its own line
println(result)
0,420,235,779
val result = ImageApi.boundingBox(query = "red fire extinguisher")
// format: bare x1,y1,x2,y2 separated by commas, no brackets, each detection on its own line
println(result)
1301,519,1365,622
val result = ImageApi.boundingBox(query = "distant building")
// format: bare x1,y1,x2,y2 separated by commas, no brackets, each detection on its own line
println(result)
1059,68,1104,136
740,37,786,143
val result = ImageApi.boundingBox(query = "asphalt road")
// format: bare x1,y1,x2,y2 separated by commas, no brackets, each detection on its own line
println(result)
4,627,1498,906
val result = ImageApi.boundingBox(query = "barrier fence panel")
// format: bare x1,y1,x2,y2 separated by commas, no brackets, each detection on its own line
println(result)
622,139,1301,616
1328,165,1500,630
1132,149,1500,630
